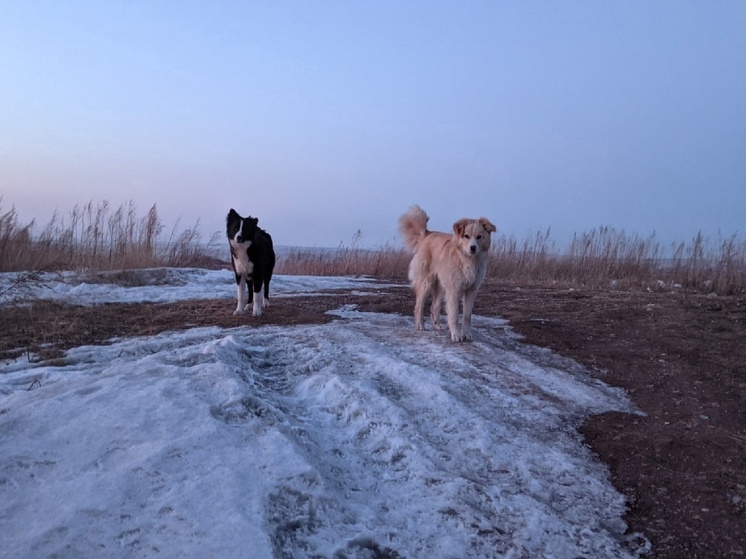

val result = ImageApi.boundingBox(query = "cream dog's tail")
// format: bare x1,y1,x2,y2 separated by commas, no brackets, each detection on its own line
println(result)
398,205,430,252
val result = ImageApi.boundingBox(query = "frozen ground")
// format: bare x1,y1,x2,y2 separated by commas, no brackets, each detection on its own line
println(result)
0,270,647,558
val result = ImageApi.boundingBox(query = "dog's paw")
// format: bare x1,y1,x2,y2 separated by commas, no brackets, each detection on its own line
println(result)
252,304,262,317
432,322,443,331
263,298,270,308
451,331,474,342
233,308,245,316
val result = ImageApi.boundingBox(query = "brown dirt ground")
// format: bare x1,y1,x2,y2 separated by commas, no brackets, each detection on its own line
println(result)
1,279,744,558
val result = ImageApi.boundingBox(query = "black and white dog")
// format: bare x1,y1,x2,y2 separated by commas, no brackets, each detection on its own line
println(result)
226,208,276,316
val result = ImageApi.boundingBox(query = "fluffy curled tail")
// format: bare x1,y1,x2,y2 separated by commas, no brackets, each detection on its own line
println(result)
399,205,429,252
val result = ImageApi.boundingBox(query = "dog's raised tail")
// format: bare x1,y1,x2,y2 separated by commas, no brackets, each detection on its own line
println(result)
399,205,429,252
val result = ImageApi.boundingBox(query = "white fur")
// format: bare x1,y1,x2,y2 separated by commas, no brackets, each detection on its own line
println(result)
230,237,271,317
252,291,263,316
230,236,253,316
399,205,496,342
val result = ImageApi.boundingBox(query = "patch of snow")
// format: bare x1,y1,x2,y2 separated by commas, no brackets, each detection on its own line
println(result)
0,307,645,558
0,268,401,306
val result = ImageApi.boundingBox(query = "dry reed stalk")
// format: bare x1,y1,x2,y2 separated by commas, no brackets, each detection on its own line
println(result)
1,199,744,293
0,200,216,272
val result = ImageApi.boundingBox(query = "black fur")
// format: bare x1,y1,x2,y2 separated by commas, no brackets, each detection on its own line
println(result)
226,208,275,313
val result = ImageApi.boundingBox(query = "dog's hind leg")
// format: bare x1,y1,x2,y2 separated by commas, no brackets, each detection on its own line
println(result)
413,284,428,330
263,277,271,308
264,252,275,308
430,286,444,331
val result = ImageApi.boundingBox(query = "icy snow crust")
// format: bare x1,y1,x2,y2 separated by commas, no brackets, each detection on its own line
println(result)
0,270,646,558
0,268,399,306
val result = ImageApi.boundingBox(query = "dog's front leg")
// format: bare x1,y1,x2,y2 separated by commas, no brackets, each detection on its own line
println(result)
461,290,477,341
445,291,462,342
233,277,247,315
252,290,264,316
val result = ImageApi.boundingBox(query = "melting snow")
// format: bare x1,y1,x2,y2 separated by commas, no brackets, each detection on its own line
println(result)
0,270,647,558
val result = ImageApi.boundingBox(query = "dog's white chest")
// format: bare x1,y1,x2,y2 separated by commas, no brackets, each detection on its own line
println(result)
230,240,253,278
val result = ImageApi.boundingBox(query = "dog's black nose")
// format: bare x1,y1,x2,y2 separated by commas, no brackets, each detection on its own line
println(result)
470,246,477,254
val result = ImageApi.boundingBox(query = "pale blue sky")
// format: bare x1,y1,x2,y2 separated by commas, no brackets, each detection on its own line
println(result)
2,1,744,248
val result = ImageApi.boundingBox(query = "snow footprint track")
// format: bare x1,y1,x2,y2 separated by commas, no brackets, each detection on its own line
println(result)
206,314,639,557
211,328,424,555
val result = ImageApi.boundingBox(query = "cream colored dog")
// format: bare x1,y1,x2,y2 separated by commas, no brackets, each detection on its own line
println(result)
399,205,496,342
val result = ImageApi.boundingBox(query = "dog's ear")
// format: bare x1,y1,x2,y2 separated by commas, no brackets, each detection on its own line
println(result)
453,219,470,237
479,218,496,233
228,208,239,218
252,217,259,226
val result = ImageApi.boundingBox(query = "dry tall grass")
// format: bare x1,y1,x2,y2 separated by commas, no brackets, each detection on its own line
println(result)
277,227,746,295
275,230,410,278
0,199,220,272
3,200,744,294
486,227,746,294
